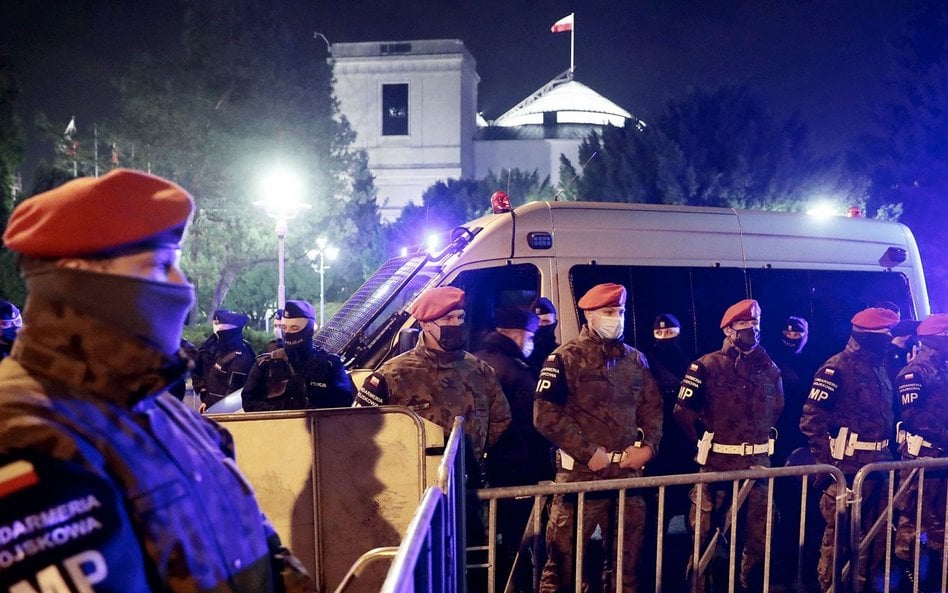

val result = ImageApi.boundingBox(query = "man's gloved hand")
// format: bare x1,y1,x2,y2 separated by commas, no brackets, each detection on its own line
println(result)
619,444,653,470
587,446,611,472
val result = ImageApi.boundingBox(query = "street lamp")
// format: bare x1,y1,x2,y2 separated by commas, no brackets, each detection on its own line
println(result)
254,167,309,339
307,237,339,327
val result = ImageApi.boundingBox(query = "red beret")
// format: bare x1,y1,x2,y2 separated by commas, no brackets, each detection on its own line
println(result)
3,168,193,258
917,314,948,336
720,299,761,328
850,307,900,331
577,283,627,310
411,286,465,322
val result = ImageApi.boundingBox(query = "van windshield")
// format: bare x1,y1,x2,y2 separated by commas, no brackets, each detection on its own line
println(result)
314,253,434,357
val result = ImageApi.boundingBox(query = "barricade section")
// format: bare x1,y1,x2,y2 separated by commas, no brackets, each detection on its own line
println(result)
216,406,445,593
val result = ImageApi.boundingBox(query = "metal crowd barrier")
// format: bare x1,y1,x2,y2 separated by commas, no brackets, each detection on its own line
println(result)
383,457,948,593
379,417,467,593
848,456,948,593
476,464,844,593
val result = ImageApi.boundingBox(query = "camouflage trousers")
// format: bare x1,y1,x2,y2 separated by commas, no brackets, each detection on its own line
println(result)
687,480,771,592
817,477,886,593
539,492,645,593
894,466,947,561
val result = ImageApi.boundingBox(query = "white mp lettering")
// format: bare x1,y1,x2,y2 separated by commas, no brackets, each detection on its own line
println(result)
808,388,829,401
536,379,552,392
64,550,108,593
901,392,919,406
9,565,70,593
8,550,107,593
678,386,693,400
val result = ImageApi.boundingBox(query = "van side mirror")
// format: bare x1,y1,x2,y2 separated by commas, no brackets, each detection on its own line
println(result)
397,327,420,354
879,247,907,269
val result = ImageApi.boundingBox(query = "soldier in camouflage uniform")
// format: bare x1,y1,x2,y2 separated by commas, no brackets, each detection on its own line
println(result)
0,170,314,593
800,307,899,593
356,286,511,464
535,283,663,593
192,309,256,408
893,313,948,582
243,300,354,412
674,299,784,593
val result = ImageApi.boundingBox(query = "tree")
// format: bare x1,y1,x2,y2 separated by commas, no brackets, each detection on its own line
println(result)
564,86,848,210
387,168,555,256
0,58,25,304
848,3,948,311
112,0,383,320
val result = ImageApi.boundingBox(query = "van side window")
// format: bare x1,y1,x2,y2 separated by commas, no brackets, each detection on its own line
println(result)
570,265,915,364
748,268,914,366
450,264,541,352
569,265,746,359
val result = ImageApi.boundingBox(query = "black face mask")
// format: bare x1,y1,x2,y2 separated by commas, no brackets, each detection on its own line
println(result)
0,328,17,344
733,327,760,351
654,337,680,352
852,331,891,355
436,323,468,352
535,323,557,345
781,336,807,355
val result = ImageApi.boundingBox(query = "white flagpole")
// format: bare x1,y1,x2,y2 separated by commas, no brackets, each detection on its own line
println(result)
570,13,575,77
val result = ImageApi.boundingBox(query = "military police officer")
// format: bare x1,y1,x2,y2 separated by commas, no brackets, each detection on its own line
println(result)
192,309,256,407
356,286,511,464
674,298,784,593
800,306,899,592
0,169,314,592
242,300,354,411
893,313,948,582
535,283,663,593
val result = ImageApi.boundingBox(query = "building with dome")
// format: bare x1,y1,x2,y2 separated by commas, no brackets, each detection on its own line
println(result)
332,39,641,218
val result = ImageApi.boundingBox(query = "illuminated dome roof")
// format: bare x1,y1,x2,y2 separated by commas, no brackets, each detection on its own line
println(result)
491,71,637,128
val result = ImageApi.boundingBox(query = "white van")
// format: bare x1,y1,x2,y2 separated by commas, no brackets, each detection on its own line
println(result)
315,201,929,376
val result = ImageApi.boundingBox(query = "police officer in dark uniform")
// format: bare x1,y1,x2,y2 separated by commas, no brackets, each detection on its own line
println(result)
535,283,663,593
674,299,784,593
0,299,21,359
476,306,551,591
192,309,256,408
528,296,559,374
893,314,948,587
0,169,314,592
242,300,354,411
800,307,899,593
771,315,815,465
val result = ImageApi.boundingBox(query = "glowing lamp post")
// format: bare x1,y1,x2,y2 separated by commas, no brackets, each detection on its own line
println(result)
307,237,339,327
254,168,309,338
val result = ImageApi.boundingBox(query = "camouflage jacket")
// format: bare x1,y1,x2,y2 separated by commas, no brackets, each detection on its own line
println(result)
800,337,894,472
355,336,511,459
895,344,948,455
534,326,663,480
673,339,784,471
242,345,355,412
0,302,312,592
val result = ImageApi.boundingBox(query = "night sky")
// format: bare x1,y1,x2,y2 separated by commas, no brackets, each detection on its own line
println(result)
1,0,927,185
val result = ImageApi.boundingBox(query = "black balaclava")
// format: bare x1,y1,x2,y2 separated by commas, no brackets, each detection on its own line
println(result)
852,330,891,355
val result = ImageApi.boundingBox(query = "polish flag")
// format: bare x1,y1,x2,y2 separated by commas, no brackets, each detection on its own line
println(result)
0,460,39,497
551,13,574,33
